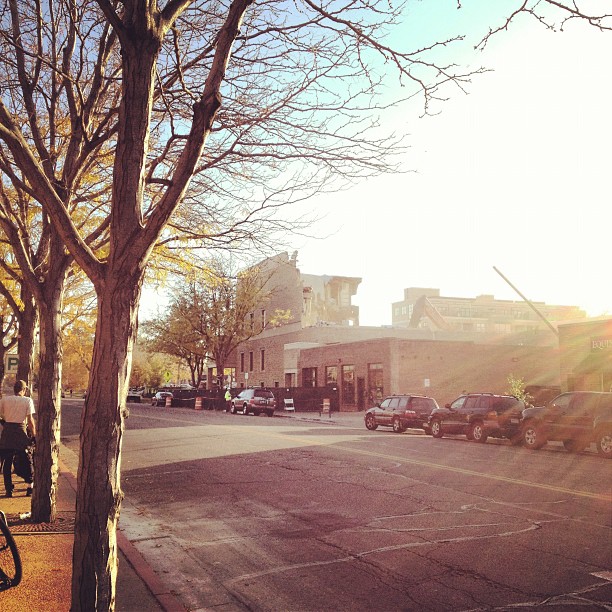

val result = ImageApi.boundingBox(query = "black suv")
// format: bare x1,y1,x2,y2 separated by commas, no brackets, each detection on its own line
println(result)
364,395,439,433
230,388,276,417
428,393,525,444
521,391,612,457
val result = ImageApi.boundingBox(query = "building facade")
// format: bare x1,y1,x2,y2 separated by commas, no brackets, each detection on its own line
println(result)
392,287,585,343
232,253,564,410
558,318,612,392
297,337,559,409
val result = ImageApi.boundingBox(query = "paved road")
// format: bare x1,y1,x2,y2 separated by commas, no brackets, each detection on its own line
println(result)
61,400,612,611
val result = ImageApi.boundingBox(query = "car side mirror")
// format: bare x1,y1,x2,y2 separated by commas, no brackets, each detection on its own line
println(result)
445,403,451,409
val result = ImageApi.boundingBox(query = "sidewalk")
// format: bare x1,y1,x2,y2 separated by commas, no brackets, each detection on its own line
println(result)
1,448,183,611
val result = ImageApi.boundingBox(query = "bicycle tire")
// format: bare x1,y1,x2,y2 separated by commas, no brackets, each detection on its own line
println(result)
0,511,22,588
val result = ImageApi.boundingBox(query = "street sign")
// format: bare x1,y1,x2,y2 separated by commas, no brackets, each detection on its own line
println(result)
4,354,18,374
163,370,172,383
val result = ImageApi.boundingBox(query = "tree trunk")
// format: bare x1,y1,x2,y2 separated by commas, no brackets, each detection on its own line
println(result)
17,294,38,388
71,273,141,611
31,277,65,523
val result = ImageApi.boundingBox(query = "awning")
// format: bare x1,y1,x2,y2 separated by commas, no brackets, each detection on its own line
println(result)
573,351,612,374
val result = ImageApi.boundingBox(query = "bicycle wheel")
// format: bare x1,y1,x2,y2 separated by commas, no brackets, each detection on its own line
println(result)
0,511,22,588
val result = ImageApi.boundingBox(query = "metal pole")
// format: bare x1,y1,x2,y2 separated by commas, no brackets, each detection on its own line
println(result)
492,266,559,337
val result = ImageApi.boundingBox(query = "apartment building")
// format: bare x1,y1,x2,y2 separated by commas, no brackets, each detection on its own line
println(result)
392,287,585,340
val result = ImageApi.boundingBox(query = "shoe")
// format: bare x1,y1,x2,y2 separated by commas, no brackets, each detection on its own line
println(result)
26,487,32,497
5,485,14,498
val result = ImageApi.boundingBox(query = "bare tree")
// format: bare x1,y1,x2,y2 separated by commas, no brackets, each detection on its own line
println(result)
475,1,611,49
0,180,74,522
0,0,492,608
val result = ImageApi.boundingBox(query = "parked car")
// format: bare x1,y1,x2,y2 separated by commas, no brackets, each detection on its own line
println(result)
151,391,173,407
365,395,439,433
231,388,276,417
521,391,612,457
428,393,525,444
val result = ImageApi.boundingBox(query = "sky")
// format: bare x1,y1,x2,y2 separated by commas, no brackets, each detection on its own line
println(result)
284,3,611,326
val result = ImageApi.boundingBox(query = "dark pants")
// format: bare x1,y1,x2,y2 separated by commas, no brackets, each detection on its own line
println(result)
2,449,33,493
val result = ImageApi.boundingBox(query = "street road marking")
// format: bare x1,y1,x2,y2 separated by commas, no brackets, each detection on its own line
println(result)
225,522,542,586
128,414,611,503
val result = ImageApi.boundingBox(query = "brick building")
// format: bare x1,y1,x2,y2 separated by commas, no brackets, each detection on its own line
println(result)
232,252,564,410
297,337,559,409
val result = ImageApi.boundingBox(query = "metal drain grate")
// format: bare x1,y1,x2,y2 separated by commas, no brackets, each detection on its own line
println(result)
6,511,75,534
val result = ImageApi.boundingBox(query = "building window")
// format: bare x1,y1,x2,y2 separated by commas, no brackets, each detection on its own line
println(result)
325,366,338,386
302,367,317,387
260,349,265,371
249,351,253,371
285,373,295,387
249,312,254,331
494,323,512,334
240,352,245,373
342,365,355,404
261,309,266,329
368,363,383,403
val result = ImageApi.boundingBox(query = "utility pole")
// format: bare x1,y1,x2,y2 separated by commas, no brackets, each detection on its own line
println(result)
493,266,559,337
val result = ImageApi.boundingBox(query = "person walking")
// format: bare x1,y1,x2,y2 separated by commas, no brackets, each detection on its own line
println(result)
0,380,36,498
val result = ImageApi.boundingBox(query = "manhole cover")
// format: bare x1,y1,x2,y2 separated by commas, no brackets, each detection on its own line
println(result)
6,511,75,534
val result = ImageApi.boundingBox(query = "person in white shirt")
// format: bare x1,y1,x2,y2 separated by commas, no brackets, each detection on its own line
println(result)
0,379,36,498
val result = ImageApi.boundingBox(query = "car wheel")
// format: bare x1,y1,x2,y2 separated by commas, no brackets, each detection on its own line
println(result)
563,439,585,453
266,410,274,417
365,414,378,431
430,419,443,438
595,427,612,458
469,421,488,443
392,417,405,433
522,421,546,450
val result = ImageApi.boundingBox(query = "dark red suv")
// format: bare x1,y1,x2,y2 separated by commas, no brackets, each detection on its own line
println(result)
230,388,276,417
365,395,439,433
521,391,612,456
